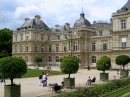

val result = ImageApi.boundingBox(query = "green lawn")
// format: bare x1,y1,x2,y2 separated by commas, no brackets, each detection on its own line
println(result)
105,86,130,97
22,69,64,78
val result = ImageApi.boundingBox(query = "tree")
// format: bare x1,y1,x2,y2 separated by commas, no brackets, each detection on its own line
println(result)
0,56,27,85
0,28,13,58
35,56,42,69
115,55,130,69
60,56,79,78
96,56,111,72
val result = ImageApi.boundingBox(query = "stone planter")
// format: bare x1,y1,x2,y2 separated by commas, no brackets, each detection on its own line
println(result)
64,77,75,89
4,84,21,97
120,70,128,77
100,73,109,81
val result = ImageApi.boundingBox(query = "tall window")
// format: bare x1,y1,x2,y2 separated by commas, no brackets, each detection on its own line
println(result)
15,35,18,41
58,36,60,40
35,46,38,51
26,45,28,51
56,56,59,62
15,46,17,52
20,45,23,52
42,57,44,62
121,20,126,29
122,38,126,49
103,42,107,51
56,45,59,52
48,36,50,41
49,45,51,52
26,56,28,62
41,45,44,52
65,35,67,39
92,56,96,63
49,56,52,62
92,42,96,51
99,31,102,36
73,43,78,51
26,34,29,40
64,44,67,52
41,35,44,41
20,34,23,41
35,34,38,40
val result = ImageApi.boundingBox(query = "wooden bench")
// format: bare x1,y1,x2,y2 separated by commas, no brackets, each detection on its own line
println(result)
86,79,96,85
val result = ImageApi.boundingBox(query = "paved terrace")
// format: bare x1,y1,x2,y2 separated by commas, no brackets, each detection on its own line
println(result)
0,67,121,97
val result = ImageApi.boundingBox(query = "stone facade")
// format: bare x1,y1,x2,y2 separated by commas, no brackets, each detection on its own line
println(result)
12,1,130,68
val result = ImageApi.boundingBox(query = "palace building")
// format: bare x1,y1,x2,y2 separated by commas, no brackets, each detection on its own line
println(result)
12,0,130,68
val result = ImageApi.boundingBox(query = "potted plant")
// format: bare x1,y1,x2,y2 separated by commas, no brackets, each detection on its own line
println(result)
115,55,130,77
34,56,42,69
60,56,79,88
0,56,27,97
96,56,111,81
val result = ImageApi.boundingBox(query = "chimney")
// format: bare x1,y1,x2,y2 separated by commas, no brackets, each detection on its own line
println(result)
25,18,30,22
110,18,113,24
65,23,70,30
35,15,41,24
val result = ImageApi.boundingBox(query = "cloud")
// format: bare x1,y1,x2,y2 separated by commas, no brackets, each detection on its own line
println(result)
0,0,128,30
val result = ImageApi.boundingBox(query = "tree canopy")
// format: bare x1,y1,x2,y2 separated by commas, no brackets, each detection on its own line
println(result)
0,28,13,58
0,56,27,85
96,56,111,72
34,56,42,69
60,56,79,78
115,55,130,69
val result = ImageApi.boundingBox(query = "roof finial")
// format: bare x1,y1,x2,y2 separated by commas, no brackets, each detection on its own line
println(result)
82,7,83,13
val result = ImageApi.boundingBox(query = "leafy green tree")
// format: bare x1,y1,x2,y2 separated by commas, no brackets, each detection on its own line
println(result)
115,55,130,69
0,56,27,85
35,56,42,69
96,56,111,72
0,28,13,58
60,56,79,78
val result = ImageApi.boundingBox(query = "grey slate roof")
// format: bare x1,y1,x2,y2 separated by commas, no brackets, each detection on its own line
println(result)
17,18,51,31
92,20,109,27
74,12,91,27
117,0,130,13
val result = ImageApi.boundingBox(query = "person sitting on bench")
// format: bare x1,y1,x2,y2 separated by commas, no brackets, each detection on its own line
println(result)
91,76,96,82
49,82,64,93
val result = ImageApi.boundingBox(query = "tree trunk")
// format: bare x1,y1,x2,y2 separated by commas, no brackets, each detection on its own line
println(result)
123,65,125,69
68,73,70,78
10,78,14,86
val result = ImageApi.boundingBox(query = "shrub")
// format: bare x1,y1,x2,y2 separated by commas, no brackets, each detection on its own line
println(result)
0,56,27,85
115,55,130,69
96,56,111,72
60,56,79,78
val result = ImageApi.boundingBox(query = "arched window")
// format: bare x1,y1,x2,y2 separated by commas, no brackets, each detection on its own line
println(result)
92,56,96,63
49,56,52,62
56,56,59,62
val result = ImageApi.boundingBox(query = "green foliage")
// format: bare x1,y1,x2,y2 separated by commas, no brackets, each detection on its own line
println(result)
0,28,13,58
96,56,111,72
60,56,79,78
0,56,27,85
115,55,130,69
34,56,42,69
55,77,130,97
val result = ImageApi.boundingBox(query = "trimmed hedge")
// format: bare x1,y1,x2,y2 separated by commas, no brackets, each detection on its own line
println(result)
55,77,130,97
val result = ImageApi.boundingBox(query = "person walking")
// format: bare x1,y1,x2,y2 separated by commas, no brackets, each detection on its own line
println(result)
42,73,47,87
39,72,43,86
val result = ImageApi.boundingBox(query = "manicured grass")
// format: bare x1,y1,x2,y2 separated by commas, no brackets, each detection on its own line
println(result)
105,86,130,97
22,69,64,78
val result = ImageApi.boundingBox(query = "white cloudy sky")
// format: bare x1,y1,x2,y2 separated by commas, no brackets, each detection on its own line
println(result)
0,0,127,30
